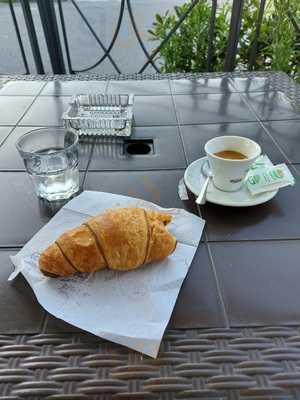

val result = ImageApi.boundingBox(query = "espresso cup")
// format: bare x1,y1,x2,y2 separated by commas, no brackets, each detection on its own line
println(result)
204,136,261,192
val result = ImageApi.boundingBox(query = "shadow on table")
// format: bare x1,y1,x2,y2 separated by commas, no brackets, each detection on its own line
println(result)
201,199,283,240
38,189,83,219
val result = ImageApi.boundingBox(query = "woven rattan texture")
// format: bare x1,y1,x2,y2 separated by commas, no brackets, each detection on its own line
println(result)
1,327,300,399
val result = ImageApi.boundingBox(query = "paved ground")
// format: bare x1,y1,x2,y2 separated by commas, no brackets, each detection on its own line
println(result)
0,0,182,75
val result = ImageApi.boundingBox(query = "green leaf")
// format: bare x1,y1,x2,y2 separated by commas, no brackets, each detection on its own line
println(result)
155,13,163,24
147,0,299,83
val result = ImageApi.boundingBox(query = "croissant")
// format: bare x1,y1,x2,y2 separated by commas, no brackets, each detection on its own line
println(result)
39,208,177,277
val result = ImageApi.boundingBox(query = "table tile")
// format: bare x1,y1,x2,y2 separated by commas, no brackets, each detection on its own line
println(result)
0,250,44,333
41,80,107,96
0,172,48,246
170,77,233,94
210,241,300,326
85,169,197,212
0,96,35,125
19,96,70,126
0,80,45,96
0,126,93,171
133,96,177,126
174,93,256,125
46,170,204,333
230,77,272,92
0,172,83,246
263,120,300,163
201,180,300,241
243,91,300,121
170,243,226,329
45,313,83,333
107,79,171,95
88,126,186,171
46,242,227,333
0,126,14,146
181,122,286,165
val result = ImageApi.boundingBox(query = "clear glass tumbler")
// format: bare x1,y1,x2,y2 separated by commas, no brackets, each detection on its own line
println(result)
16,127,79,201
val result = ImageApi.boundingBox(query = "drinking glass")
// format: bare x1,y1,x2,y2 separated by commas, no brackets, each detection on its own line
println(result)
16,128,79,201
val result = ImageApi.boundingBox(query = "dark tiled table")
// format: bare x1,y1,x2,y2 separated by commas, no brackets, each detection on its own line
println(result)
0,126,14,146
107,79,171,95
0,96,35,125
263,119,300,163
0,72,300,400
244,91,300,121
180,121,287,164
89,126,186,171
174,92,257,124
170,76,234,93
0,126,93,171
19,96,71,126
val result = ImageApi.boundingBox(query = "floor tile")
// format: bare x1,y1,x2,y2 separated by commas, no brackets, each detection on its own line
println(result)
133,96,177,126
170,243,226,328
230,77,272,92
181,122,286,165
85,169,197,213
19,96,71,126
170,77,233,94
0,96,35,125
0,126,93,171
0,126,14,146
244,91,300,121
201,180,300,241
0,80,45,96
174,93,256,125
107,79,171,95
263,120,300,163
0,250,44,333
89,126,186,171
41,80,107,96
210,241,300,326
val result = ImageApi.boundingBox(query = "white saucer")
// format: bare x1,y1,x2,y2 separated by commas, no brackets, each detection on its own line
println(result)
184,157,278,207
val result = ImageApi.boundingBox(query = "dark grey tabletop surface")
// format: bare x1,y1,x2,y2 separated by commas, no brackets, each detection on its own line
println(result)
0,71,300,399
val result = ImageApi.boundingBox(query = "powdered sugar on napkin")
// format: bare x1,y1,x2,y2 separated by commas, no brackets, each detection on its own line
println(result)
10,191,205,357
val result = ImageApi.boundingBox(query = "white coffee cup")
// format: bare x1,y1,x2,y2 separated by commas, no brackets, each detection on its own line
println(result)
204,136,261,192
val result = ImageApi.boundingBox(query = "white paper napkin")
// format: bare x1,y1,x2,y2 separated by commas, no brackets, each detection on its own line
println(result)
9,191,205,357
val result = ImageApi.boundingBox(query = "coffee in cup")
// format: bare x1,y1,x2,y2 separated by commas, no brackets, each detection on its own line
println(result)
214,150,247,160
205,136,261,192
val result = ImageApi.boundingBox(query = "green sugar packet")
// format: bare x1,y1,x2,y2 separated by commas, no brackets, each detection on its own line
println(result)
248,154,273,170
246,161,295,196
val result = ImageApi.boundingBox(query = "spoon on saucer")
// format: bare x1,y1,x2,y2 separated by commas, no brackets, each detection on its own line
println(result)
196,161,212,205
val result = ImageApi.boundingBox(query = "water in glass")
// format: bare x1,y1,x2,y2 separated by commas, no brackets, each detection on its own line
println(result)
16,128,80,201
26,147,79,201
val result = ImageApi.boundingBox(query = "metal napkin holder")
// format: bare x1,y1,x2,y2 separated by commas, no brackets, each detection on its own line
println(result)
62,93,134,137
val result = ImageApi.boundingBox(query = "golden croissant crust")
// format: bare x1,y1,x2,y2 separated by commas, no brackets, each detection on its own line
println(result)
39,207,177,277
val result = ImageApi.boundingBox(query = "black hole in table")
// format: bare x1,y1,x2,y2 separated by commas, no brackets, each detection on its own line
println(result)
123,139,154,155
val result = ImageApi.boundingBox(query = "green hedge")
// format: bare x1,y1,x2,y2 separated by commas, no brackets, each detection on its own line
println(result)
148,0,300,83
